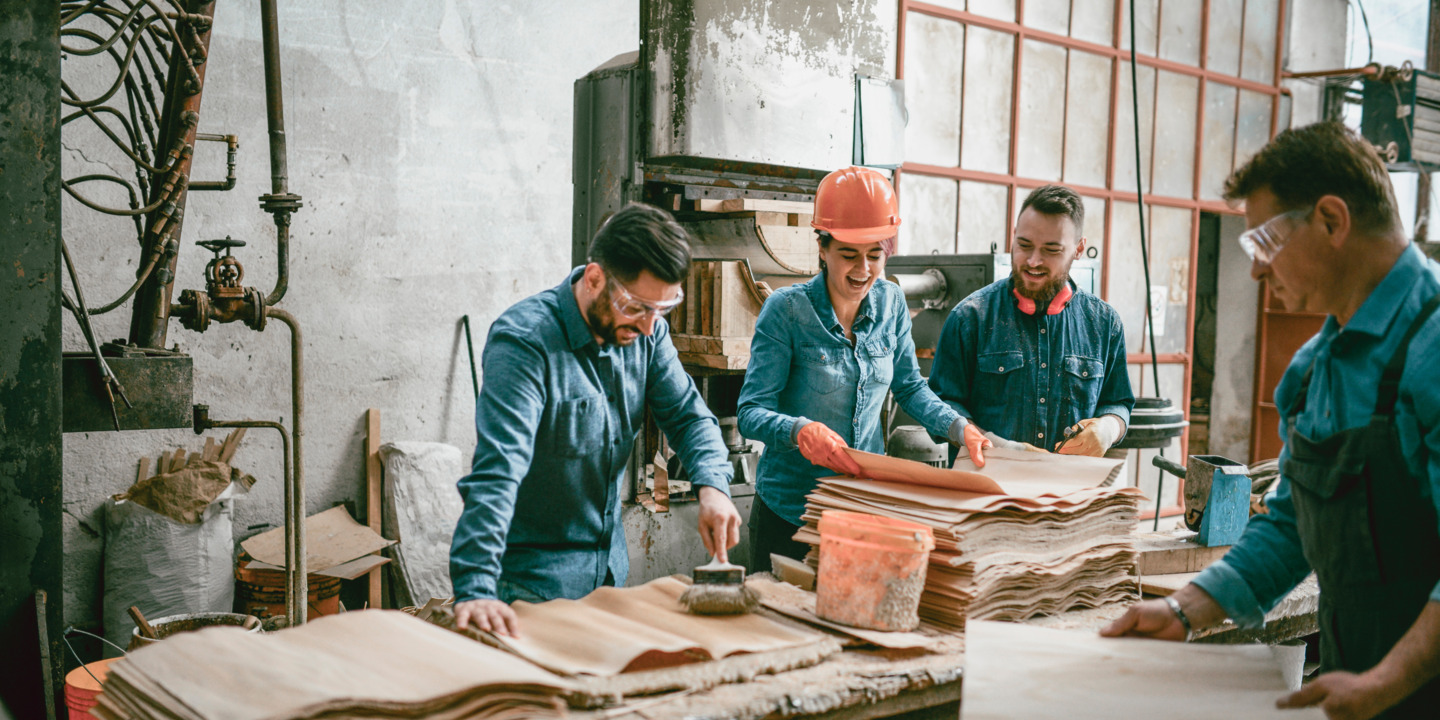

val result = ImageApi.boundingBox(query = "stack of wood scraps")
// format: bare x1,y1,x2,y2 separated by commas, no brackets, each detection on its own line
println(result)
119,429,255,524
93,610,575,719
797,448,1142,630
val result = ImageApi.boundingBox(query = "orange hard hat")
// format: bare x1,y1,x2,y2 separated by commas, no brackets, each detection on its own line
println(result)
810,166,902,244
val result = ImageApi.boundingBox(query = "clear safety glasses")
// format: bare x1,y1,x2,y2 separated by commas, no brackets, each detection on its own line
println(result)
1238,208,1312,266
606,273,684,319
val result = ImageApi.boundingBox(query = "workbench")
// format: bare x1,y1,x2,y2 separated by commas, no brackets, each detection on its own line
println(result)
575,578,1320,720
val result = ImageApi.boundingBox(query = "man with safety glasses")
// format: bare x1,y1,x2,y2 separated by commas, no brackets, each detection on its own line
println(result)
450,202,742,638
1105,122,1440,719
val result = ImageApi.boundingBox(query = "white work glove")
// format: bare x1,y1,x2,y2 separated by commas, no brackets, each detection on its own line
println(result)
1055,415,1125,457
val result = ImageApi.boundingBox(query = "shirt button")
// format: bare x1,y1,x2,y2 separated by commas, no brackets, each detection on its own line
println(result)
1038,432,1044,439
1082,371,1088,377
998,366,1005,372
1041,363,1047,369
1040,398,1046,404
1040,328,1046,334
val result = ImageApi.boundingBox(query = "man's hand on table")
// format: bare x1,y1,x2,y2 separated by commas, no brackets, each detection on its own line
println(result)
453,598,521,638
1100,584,1227,642
1277,670,1394,720
697,485,742,564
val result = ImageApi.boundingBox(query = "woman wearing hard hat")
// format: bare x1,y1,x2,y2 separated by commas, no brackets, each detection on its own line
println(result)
737,167,987,563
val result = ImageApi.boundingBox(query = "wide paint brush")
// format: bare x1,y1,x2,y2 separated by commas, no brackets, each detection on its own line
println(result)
678,558,759,615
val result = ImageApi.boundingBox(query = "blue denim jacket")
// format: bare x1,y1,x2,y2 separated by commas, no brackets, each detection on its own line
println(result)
929,277,1133,450
737,274,960,525
1193,245,1440,626
449,268,733,602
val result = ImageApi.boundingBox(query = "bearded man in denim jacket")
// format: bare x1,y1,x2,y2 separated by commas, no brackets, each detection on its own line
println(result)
929,184,1134,464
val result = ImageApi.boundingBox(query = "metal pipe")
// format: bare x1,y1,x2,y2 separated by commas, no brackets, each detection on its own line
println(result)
265,307,306,625
127,3,216,349
192,406,299,622
259,0,299,307
887,269,948,309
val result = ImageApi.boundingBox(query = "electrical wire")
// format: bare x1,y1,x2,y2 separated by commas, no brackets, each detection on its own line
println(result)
1352,0,1375,66
1128,0,1169,530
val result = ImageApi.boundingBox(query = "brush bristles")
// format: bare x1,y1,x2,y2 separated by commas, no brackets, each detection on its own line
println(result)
678,583,760,615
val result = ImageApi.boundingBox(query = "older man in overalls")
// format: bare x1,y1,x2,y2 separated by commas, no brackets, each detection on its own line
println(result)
1103,122,1440,720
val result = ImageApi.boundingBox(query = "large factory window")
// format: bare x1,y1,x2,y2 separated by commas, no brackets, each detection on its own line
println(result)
895,0,1288,517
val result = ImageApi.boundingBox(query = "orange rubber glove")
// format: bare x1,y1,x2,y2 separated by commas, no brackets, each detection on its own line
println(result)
796,422,863,476
962,422,994,468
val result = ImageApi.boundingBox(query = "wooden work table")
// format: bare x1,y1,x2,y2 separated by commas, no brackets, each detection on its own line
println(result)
574,577,1320,720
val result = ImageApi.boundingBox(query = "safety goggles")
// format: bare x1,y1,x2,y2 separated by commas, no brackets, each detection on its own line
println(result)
605,273,684,319
1238,208,1312,266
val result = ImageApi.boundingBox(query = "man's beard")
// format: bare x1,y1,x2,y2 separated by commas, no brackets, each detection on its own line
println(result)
586,285,643,346
1011,265,1071,303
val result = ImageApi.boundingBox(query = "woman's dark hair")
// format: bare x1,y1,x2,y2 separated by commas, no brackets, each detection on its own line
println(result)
1223,121,1400,236
588,202,692,284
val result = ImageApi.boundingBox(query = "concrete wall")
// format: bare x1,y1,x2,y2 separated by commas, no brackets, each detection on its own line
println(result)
60,0,638,630
645,0,897,170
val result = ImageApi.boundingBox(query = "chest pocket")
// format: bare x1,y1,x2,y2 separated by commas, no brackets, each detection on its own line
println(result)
552,394,607,459
1284,431,1383,586
798,343,848,395
976,350,1023,404
1061,355,1104,416
862,338,894,386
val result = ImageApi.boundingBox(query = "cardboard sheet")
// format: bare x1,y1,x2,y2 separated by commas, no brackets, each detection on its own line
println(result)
240,505,395,572
953,447,1129,496
93,610,571,720
962,620,1325,719
843,448,1004,494
496,576,826,676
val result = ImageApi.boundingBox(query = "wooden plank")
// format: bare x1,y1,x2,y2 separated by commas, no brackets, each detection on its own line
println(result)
963,620,1323,719
1139,571,1199,597
1135,531,1231,576
366,408,384,610
136,457,150,484
699,261,715,337
171,448,186,471
694,197,814,214
202,436,218,462
219,427,247,464
678,352,748,370
159,451,172,474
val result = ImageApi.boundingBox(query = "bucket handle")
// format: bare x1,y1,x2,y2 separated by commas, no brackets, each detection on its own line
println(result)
62,625,127,686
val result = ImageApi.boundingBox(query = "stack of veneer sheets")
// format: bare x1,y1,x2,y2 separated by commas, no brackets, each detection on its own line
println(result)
797,448,1141,630
93,610,573,719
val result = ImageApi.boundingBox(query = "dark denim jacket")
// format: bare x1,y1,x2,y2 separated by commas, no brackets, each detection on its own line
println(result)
449,268,732,602
738,274,960,525
929,277,1133,450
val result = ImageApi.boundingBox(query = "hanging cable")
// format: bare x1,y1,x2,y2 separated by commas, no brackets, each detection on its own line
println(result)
1129,0,1170,530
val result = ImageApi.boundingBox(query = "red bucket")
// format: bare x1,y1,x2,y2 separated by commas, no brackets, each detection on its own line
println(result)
64,657,120,720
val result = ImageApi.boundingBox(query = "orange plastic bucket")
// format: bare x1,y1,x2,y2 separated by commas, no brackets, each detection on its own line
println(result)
815,510,935,631
64,657,120,720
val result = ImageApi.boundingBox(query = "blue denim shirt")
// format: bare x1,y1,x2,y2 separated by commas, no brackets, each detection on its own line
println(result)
450,268,733,602
1193,245,1440,627
737,274,960,525
929,277,1133,450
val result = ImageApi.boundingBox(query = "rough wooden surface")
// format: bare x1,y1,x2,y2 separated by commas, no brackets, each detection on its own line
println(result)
579,574,1322,719
1135,530,1231,575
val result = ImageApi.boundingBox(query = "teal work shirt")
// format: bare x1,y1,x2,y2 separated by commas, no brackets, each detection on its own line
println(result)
737,274,960,525
449,268,733,602
1193,244,1440,627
